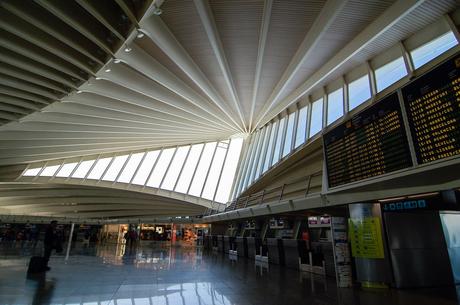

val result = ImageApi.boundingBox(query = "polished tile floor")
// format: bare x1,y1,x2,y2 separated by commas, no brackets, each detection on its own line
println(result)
0,242,459,305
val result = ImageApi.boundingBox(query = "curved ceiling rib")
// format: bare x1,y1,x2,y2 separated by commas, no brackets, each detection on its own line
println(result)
114,44,240,132
254,0,349,128
0,183,208,219
193,0,247,131
255,0,455,128
1,0,455,165
0,0,143,127
0,0,458,220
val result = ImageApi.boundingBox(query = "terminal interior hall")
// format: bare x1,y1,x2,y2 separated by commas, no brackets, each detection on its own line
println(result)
1,0,460,304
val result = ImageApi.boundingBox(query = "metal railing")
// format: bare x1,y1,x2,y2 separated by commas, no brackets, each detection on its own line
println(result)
205,171,322,216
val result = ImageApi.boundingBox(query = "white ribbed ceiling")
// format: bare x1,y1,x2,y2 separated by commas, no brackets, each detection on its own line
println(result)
0,0,458,167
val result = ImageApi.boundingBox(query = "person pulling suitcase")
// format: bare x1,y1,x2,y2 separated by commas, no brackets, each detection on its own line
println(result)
43,220,62,271
28,220,61,274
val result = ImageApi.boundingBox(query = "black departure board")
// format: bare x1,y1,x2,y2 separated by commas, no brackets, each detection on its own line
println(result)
402,55,460,164
324,93,413,187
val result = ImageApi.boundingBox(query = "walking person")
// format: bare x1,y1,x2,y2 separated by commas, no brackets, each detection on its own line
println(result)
43,221,62,271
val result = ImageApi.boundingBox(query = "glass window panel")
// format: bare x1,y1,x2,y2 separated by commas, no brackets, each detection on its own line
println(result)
23,167,43,176
175,144,204,193
146,148,176,188
309,98,323,138
327,88,343,125
282,112,296,157
411,31,458,69
295,106,308,148
240,134,258,191
375,57,407,92
263,121,277,173
134,298,150,305
87,157,112,180
40,165,60,177
55,162,78,177
102,155,128,181
188,142,217,196
256,127,271,178
250,132,265,183
131,151,160,185
161,146,190,191
235,137,254,196
348,74,371,110
215,138,244,203
118,152,145,183
72,160,95,178
272,117,285,165
202,142,228,200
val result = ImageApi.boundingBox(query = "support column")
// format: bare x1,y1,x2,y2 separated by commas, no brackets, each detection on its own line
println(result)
65,222,75,261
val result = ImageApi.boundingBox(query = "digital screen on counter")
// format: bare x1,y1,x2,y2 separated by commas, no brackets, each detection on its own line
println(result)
402,55,460,164
324,93,413,187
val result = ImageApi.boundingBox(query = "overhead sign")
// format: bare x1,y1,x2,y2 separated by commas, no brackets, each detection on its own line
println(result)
324,93,412,187
402,54,460,164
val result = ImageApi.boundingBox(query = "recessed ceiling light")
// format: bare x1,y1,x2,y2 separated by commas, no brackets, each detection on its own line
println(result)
114,59,121,64
152,5,162,15
124,46,132,52
95,77,102,80
76,90,82,94
105,68,111,72
136,32,145,39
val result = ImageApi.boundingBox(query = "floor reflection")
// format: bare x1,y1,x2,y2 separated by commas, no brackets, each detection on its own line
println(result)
27,273,55,305
0,242,459,305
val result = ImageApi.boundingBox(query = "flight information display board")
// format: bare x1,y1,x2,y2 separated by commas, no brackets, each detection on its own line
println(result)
324,93,413,187
402,55,460,164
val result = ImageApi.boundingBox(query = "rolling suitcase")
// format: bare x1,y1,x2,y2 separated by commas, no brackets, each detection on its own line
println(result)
27,256,47,273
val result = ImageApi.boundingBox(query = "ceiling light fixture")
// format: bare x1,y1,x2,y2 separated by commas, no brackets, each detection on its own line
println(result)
114,59,122,64
105,68,111,72
152,5,162,15
136,31,145,39
124,46,132,52
76,90,82,94
95,77,102,80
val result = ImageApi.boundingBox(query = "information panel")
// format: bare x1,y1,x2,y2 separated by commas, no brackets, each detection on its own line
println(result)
348,217,385,259
402,55,460,164
324,93,412,187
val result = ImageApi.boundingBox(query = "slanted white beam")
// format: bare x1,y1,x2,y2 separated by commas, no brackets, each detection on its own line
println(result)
140,15,245,133
254,0,348,128
34,0,114,55
249,0,273,132
115,44,240,132
256,0,428,128
42,101,229,133
0,0,105,66
0,51,78,89
64,92,232,132
0,63,69,94
193,0,247,131
92,64,236,132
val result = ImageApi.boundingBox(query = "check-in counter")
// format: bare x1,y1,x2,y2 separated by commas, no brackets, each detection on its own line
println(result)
267,238,285,265
283,239,308,269
235,237,248,257
223,236,234,253
203,235,211,250
246,237,261,259
217,235,225,253
311,241,335,277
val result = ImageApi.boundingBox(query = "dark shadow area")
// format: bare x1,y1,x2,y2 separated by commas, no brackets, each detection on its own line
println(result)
26,273,55,305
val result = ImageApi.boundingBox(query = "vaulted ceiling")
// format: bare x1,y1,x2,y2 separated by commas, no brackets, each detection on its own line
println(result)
0,0,457,166
0,0,458,220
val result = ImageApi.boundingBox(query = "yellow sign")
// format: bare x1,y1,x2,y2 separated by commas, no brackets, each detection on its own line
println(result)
349,217,385,259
